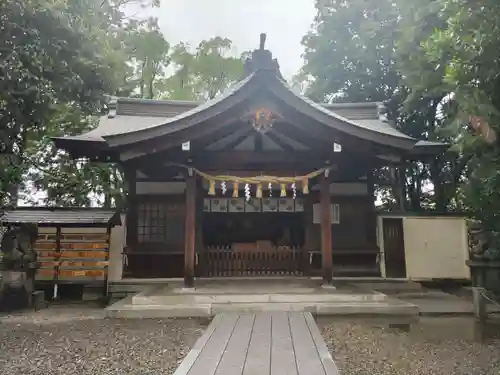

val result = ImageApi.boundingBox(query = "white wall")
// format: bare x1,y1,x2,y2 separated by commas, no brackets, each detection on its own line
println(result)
403,216,470,280
377,215,470,280
108,213,126,282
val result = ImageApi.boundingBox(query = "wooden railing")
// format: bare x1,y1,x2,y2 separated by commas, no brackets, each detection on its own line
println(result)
199,246,305,277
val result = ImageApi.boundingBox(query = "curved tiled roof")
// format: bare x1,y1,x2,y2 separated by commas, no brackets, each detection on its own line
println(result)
53,39,448,156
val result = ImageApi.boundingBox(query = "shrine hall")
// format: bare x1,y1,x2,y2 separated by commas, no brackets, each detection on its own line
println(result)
54,34,448,288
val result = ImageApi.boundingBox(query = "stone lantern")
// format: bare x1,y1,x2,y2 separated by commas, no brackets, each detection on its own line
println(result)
0,223,41,311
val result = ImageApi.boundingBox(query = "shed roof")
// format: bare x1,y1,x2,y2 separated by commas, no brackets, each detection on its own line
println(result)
0,208,122,227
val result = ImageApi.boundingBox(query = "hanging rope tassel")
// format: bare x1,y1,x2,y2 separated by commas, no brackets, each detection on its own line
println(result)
302,178,309,194
256,183,263,198
280,183,287,197
232,182,239,197
208,179,216,196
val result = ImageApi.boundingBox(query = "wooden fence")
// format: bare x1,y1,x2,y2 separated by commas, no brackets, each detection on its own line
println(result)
199,246,305,277
35,231,109,284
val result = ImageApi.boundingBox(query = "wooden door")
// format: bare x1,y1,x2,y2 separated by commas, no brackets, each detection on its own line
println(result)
382,218,407,278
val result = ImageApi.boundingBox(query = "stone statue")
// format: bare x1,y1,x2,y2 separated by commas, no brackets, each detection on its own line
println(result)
0,223,40,311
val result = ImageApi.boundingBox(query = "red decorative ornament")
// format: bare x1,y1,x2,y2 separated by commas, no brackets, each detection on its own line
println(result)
243,107,282,134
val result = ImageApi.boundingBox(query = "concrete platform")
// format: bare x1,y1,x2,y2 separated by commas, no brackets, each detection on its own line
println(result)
106,278,419,318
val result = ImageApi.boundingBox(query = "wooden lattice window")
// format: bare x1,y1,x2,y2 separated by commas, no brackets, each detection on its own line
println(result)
137,202,185,244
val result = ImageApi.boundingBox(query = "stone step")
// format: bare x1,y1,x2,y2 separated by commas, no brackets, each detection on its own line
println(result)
131,292,388,305
106,298,418,319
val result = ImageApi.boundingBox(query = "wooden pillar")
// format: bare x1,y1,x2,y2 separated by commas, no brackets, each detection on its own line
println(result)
124,166,137,245
397,164,407,212
366,167,377,245
194,185,204,278
303,195,315,275
184,171,197,288
123,166,137,278
320,172,333,284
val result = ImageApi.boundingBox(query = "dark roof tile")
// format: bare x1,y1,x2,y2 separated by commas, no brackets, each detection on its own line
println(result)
0,208,121,227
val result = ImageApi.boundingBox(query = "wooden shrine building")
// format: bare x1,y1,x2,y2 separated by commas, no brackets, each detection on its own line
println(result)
54,34,448,287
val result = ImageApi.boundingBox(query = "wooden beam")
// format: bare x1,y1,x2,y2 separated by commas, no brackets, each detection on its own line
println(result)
275,103,409,157
254,133,263,152
184,172,197,288
194,121,249,150
265,131,296,152
320,172,333,284
118,99,254,160
189,151,333,166
272,122,333,153
220,128,254,151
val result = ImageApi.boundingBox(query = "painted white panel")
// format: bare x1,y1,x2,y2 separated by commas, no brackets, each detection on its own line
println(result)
136,181,186,195
402,217,470,280
108,213,126,282
312,203,340,224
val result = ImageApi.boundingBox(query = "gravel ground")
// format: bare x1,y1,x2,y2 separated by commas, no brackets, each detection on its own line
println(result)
0,304,207,375
3,305,500,375
319,316,500,375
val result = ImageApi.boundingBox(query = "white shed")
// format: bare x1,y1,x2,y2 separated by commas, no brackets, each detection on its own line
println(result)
377,214,470,280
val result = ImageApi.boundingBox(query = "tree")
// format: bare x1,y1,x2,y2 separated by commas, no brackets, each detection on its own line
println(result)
0,0,115,206
164,37,246,100
298,0,466,211
0,0,161,208
124,18,171,99
413,0,500,229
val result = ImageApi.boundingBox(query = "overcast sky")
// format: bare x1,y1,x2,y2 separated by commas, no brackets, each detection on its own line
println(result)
157,0,317,79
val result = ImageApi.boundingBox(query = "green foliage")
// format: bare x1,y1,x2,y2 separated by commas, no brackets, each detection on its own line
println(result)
299,0,469,212
300,0,402,103
124,18,171,99
1,0,245,208
417,0,500,228
164,37,245,100
0,0,116,206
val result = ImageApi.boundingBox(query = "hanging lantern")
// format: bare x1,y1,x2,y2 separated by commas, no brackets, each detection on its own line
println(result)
292,182,297,199
221,181,227,195
268,182,273,197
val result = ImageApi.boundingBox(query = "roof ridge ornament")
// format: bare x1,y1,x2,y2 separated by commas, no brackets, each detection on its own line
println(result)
106,97,118,119
243,33,284,79
259,33,266,50
376,102,389,123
